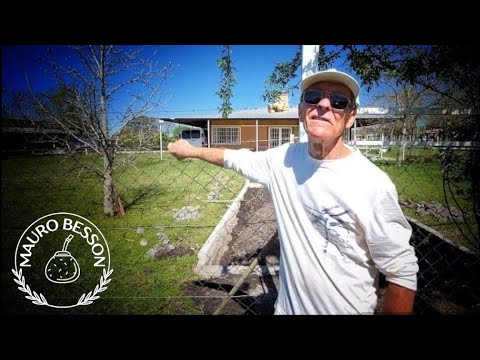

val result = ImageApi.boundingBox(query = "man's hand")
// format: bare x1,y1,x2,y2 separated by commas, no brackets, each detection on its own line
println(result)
167,139,195,160
167,140,226,167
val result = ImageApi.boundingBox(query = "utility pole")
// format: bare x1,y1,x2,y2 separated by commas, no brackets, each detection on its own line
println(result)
158,119,164,160
301,45,319,142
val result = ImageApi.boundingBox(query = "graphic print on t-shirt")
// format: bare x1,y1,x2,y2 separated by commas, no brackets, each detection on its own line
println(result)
304,205,355,254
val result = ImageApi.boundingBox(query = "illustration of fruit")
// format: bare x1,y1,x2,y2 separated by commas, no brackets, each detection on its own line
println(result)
45,234,80,284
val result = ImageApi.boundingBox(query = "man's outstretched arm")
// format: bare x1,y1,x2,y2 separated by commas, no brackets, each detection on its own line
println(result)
167,139,225,167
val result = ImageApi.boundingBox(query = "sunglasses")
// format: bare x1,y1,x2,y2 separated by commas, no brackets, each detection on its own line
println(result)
301,90,354,110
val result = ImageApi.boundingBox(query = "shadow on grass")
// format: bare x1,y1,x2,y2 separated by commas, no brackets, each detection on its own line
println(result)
122,184,168,211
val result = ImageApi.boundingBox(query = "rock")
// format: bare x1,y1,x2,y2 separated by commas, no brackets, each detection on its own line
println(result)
156,233,170,244
172,206,201,221
208,191,220,200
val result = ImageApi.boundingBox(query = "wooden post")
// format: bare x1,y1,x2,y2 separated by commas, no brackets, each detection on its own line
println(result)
256,119,259,151
207,119,211,148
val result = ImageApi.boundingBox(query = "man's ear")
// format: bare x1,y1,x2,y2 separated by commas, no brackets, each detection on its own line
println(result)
345,108,357,129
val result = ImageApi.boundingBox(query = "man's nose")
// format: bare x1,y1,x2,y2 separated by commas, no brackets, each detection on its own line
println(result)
316,95,331,109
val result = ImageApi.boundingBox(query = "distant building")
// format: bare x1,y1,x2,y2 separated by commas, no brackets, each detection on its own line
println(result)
1,117,72,155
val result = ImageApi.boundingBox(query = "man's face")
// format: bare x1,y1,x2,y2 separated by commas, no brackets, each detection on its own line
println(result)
299,81,357,142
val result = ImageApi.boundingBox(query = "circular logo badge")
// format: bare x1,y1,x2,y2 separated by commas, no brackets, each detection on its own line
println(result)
12,212,113,309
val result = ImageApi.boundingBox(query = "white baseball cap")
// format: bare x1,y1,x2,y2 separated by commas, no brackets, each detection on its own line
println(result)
300,68,360,107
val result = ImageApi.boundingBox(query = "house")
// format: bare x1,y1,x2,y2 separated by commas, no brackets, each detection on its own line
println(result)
169,107,298,151
165,93,297,151
166,98,403,151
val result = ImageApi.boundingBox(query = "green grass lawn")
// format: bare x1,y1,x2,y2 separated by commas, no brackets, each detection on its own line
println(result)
375,159,477,250
3,150,477,314
2,152,245,314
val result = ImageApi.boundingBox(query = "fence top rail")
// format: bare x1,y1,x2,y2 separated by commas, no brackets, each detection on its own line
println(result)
345,140,480,148
358,107,480,116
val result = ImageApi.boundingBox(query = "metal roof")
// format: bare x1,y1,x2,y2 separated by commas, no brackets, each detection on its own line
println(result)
163,106,404,122
169,107,297,120
162,106,477,125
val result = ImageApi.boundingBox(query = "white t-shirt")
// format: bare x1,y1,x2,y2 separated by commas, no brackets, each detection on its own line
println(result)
224,142,418,315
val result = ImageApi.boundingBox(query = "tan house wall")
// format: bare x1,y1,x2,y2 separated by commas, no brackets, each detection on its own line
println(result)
210,119,299,151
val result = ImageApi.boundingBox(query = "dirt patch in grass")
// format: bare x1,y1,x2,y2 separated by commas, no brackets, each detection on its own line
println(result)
183,272,277,315
185,187,279,315
220,187,279,266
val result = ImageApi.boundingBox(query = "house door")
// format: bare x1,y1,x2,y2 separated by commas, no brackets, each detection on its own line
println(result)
269,127,292,148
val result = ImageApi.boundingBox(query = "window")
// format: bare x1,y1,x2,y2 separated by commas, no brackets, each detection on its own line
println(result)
181,131,192,139
212,127,240,145
180,128,205,147
190,130,201,139
269,127,292,148
180,130,201,139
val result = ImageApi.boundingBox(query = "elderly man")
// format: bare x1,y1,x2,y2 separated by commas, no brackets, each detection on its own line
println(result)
168,69,418,315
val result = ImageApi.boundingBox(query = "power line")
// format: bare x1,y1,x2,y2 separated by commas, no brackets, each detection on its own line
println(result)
155,105,269,113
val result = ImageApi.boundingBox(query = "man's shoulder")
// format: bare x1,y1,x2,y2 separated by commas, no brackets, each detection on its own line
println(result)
352,152,395,188
268,142,306,158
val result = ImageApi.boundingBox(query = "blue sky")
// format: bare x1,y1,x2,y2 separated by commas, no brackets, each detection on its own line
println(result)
2,45,365,120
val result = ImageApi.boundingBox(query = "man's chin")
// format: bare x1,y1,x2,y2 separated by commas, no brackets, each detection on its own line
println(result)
307,130,331,140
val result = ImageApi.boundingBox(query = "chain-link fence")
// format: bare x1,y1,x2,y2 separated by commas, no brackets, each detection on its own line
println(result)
2,129,479,315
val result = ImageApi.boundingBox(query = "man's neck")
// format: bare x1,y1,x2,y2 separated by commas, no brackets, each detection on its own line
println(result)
307,137,352,160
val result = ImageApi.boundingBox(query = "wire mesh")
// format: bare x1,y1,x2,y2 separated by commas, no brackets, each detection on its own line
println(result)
2,126,479,315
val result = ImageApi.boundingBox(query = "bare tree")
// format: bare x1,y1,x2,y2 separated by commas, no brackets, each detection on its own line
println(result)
29,45,175,217
379,81,441,163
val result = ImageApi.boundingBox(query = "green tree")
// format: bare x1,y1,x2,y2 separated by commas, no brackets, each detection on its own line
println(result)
172,125,190,139
216,45,237,119
258,44,480,249
262,45,478,110
262,46,302,104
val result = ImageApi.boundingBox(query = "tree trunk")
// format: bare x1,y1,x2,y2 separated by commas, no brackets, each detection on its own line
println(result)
396,119,407,166
102,148,125,218
113,185,125,218
103,150,115,217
